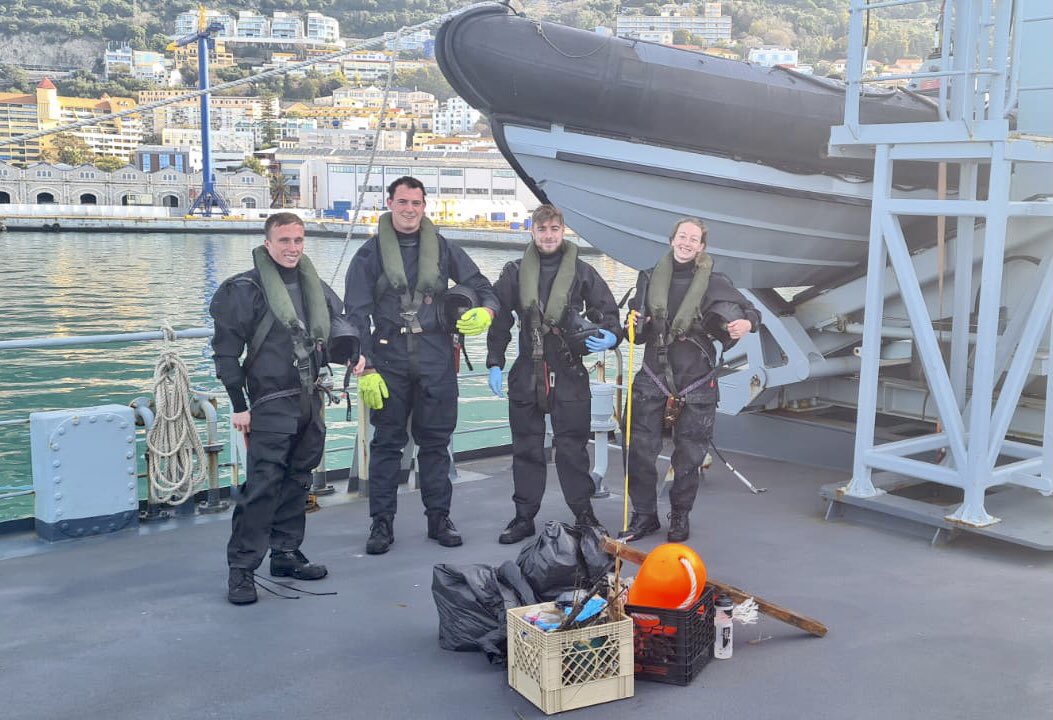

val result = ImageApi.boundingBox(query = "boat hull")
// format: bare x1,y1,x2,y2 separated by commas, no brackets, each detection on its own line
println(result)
494,120,939,288
437,6,938,286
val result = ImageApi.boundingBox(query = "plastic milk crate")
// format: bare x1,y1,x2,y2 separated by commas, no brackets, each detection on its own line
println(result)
625,585,716,685
507,603,634,714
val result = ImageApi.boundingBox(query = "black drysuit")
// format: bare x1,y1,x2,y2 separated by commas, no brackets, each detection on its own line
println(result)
344,229,498,520
486,247,622,519
210,264,343,571
626,261,760,514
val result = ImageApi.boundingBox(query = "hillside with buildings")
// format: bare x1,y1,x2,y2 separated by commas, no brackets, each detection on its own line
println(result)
0,0,938,221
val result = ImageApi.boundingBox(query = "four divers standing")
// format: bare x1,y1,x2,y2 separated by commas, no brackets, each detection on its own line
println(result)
210,199,762,601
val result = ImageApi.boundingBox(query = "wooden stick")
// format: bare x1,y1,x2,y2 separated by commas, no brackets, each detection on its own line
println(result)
602,537,828,638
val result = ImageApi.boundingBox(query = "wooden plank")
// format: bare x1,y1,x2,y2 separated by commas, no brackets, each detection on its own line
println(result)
603,537,828,638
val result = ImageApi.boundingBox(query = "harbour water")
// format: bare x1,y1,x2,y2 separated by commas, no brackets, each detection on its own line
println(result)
0,230,639,521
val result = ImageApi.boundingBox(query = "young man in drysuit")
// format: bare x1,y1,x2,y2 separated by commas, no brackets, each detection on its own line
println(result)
486,204,622,544
210,212,347,604
344,176,498,555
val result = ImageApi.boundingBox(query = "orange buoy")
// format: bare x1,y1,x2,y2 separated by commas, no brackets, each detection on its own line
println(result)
626,543,707,610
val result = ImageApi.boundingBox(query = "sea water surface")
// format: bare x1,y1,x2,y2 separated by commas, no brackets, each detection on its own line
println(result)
0,230,639,520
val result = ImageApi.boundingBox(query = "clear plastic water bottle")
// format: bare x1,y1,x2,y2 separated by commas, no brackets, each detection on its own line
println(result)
714,595,734,659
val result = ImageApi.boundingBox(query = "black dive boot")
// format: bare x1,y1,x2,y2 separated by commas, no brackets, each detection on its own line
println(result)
227,567,258,605
616,512,661,542
574,506,605,533
366,514,394,555
499,515,536,544
428,514,463,547
270,549,328,580
667,509,690,543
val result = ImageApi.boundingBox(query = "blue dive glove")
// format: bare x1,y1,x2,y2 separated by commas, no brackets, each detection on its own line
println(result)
584,328,617,353
488,366,504,398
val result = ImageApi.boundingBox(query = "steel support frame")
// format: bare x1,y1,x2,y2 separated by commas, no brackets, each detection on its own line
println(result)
845,142,1052,525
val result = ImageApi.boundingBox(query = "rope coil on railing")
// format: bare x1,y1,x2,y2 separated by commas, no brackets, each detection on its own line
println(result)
146,323,207,504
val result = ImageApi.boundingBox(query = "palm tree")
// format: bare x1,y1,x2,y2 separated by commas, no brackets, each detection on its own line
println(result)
270,172,289,208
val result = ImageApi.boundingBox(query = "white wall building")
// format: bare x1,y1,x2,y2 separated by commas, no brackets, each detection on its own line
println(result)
616,2,731,44
162,128,255,156
174,10,236,38
383,29,433,53
0,161,268,212
285,150,535,214
432,97,481,136
236,11,270,38
306,13,340,43
748,46,799,67
270,12,303,40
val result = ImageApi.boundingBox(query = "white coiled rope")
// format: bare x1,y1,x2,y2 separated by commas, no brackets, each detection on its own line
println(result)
146,324,207,504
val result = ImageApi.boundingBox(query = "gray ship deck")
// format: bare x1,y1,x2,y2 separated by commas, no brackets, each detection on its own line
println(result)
2,449,1051,720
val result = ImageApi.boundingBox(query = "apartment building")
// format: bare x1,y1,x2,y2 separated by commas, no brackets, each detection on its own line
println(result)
616,2,732,44
0,79,142,163
432,97,481,135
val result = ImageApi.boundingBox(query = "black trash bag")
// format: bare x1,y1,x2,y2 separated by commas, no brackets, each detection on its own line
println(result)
432,560,536,664
516,521,613,601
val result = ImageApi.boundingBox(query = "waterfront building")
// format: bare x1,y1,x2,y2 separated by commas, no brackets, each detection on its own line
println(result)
748,46,800,68
0,161,268,211
616,2,732,44
281,149,535,214
432,97,481,135
0,80,142,164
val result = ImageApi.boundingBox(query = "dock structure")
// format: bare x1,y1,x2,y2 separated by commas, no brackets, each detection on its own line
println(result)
825,0,1053,546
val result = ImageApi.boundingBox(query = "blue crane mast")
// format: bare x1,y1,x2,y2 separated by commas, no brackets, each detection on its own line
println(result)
170,7,230,217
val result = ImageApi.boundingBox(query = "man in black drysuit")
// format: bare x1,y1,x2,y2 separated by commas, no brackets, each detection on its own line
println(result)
210,212,344,605
344,176,498,555
486,204,622,544
620,217,760,543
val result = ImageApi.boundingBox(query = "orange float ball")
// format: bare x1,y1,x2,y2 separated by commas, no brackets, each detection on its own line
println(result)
626,543,707,610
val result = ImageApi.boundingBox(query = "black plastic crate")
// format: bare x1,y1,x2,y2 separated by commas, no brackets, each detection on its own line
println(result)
624,585,715,685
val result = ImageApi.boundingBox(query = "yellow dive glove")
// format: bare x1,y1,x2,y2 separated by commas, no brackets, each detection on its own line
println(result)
358,371,389,410
456,307,493,336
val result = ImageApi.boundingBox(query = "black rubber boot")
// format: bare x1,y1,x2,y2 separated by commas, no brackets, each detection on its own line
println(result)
617,512,661,542
427,514,463,547
227,567,258,605
574,506,605,533
498,515,536,544
667,509,690,543
366,514,394,555
270,549,328,580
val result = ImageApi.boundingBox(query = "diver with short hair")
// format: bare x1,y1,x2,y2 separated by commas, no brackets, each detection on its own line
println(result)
344,176,498,555
620,217,760,543
210,212,345,604
486,204,622,544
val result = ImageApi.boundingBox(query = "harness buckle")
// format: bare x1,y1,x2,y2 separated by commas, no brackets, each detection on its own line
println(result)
399,310,423,334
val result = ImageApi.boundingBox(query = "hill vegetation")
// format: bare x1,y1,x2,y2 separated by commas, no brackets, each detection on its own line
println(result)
0,0,938,99
0,0,938,63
